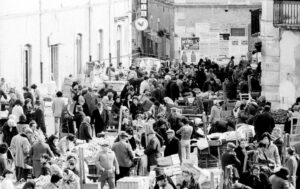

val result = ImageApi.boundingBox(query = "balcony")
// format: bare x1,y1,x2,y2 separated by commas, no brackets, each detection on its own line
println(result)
274,0,300,29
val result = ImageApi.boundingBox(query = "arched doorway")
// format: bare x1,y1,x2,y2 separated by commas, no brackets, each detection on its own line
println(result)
24,44,32,87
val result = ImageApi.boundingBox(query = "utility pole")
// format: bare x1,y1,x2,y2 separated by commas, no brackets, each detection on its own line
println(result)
108,0,112,80
39,0,43,83
88,0,92,62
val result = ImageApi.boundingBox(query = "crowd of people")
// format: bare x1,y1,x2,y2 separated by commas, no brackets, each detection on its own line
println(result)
0,56,298,189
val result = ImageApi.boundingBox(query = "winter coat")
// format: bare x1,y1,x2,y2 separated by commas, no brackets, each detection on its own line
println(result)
10,134,31,168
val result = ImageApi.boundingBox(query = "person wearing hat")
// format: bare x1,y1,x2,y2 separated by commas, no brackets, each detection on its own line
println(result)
164,129,179,157
95,140,119,189
284,147,298,186
10,126,32,181
145,129,161,171
112,131,134,181
32,100,47,135
2,116,18,146
0,169,14,189
270,167,293,189
155,174,174,189
221,142,241,172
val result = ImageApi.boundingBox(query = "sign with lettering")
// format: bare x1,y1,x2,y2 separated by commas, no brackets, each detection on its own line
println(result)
140,0,148,18
181,37,200,50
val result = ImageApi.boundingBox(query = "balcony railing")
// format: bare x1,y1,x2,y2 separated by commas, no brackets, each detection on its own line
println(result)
274,0,300,29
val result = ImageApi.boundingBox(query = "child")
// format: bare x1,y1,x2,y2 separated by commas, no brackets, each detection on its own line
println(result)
0,169,14,189
0,144,8,176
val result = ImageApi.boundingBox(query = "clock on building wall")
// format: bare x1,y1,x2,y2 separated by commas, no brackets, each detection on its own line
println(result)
135,18,149,31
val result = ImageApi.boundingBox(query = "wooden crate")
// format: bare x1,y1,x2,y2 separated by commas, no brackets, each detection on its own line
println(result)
82,183,100,189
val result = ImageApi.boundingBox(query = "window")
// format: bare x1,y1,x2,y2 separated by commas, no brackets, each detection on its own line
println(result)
50,45,59,84
98,29,103,61
76,34,82,74
230,28,246,36
24,44,32,87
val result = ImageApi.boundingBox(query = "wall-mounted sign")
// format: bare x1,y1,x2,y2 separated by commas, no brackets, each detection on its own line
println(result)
140,0,148,18
135,18,149,31
181,37,200,50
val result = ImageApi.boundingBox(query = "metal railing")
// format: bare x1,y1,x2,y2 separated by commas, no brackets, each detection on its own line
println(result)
274,0,300,28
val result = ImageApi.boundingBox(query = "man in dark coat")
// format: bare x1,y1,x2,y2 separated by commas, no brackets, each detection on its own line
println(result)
144,130,161,171
165,77,180,101
254,105,275,140
167,108,182,138
130,96,142,119
33,100,46,135
164,129,179,157
91,101,109,135
73,105,85,137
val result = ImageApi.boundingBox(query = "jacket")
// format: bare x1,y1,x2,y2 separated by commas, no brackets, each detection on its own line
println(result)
10,134,31,168
84,92,97,115
30,142,54,161
164,137,180,157
33,108,46,134
209,105,221,124
2,123,18,146
91,108,109,135
112,141,134,168
269,175,292,189
257,143,281,166
284,155,298,185
145,135,161,167
52,97,66,117
78,122,92,142
166,81,180,101
221,151,241,171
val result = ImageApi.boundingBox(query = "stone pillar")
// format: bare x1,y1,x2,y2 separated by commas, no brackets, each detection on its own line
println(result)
260,0,281,108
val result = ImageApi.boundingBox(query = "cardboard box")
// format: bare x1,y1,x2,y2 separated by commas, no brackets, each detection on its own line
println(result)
117,177,149,189
157,154,180,167
161,164,182,176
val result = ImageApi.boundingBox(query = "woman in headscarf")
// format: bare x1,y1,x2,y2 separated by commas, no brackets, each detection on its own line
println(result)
60,169,80,189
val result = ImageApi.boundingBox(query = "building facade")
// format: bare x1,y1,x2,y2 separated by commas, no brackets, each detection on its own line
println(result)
261,0,300,109
132,0,174,60
173,0,261,64
0,0,132,90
